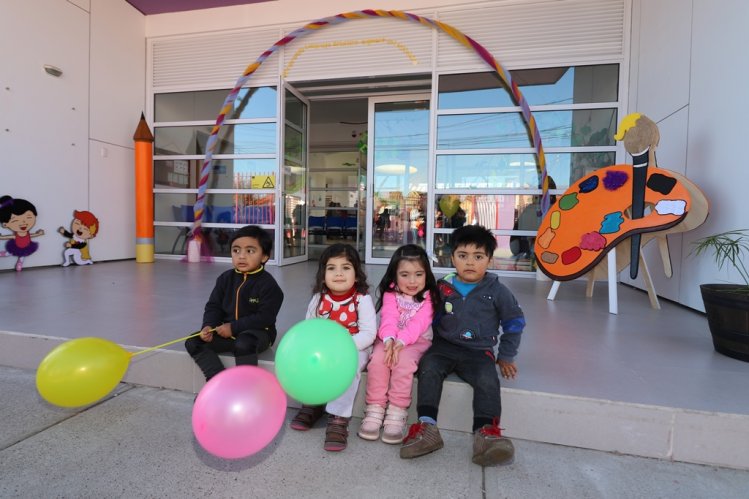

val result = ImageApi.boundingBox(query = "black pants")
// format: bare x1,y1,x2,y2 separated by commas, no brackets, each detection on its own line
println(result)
185,328,273,381
416,337,501,431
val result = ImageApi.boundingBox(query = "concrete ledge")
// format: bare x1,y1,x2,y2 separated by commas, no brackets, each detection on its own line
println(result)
3,330,748,470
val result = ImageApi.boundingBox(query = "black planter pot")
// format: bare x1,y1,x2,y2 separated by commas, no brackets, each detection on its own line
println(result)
700,284,749,362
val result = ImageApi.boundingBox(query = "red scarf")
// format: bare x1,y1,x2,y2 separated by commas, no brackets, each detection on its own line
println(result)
317,288,361,335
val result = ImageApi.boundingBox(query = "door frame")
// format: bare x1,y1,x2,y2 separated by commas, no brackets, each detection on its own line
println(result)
277,81,311,266
365,93,431,265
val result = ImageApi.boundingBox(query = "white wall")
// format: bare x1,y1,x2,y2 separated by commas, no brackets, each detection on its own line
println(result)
624,0,748,311
0,0,144,270
1,0,89,270
89,0,146,261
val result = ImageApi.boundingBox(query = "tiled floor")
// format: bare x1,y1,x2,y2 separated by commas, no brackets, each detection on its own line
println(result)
2,258,748,416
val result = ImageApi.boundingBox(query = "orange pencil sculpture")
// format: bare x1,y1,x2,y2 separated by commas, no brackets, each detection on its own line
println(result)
133,113,154,263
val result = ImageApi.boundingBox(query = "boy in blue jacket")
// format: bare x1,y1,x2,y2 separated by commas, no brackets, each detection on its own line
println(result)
185,225,284,381
400,224,525,466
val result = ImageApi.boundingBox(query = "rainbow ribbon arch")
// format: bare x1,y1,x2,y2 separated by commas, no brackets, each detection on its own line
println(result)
191,9,548,237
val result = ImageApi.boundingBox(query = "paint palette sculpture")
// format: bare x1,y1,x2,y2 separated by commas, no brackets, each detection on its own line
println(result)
534,165,693,281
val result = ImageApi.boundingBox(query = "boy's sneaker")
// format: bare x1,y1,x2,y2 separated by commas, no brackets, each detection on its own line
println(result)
357,404,385,441
399,422,443,459
324,415,350,452
381,404,408,444
472,418,514,466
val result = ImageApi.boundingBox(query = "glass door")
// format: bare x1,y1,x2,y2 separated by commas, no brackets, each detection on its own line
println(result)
278,83,309,265
365,94,430,263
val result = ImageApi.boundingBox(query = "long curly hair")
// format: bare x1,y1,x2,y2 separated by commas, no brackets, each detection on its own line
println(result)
312,243,369,295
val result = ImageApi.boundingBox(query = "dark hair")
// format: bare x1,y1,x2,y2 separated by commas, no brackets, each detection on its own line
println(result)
230,225,273,256
0,196,37,224
451,224,497,256
313,243,369,295
376,244,440,314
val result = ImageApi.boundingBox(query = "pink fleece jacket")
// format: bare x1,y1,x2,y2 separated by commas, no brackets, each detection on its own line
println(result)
377,291,434,346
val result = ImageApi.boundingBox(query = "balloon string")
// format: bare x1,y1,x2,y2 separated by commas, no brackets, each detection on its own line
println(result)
130,329,221,357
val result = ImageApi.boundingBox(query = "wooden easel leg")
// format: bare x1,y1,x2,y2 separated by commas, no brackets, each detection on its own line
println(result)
640,254,661,309
657,235,673,278
586,274,595,297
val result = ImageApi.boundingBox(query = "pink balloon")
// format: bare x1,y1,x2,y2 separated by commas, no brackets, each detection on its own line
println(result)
192,366,287,459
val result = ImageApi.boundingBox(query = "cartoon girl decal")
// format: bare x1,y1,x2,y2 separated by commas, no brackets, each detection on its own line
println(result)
0,196,45,272
58,210,100,266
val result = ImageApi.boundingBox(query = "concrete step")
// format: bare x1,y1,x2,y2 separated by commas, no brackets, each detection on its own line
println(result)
3,330,748,470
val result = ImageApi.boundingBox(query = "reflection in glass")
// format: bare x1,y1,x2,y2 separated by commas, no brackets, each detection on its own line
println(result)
438,65,618,109
154,192,275,225
435,152,615,190
285,92,306,128
154,192,198,222
432,234,534,273
155,225,276,259
371,100,429,259
154,87,277,122
285,125,304,166
155,159,277,190
282,88,307,259
537,108,618,147
154,123,276,155
437,109,617,150
435,194,546,231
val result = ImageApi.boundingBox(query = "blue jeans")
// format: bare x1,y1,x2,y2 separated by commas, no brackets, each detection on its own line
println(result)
416,337,502,431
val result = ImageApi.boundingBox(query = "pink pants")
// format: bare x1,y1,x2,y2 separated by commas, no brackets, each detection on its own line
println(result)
365,335,431,408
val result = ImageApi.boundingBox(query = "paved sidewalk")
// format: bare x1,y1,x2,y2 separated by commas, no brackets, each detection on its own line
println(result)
1,365,747,498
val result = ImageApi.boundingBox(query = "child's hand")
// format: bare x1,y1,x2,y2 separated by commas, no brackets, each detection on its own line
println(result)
215,323,233,339
199,326,214,342
390,342,404,367
496,359,518,380
383,341,394,366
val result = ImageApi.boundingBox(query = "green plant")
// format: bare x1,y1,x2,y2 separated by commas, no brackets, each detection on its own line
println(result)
693,230,749,290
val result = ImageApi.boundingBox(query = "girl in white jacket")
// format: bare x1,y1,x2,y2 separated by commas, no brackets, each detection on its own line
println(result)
289,243,376,452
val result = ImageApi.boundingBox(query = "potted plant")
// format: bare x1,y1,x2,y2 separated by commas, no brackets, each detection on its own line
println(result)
693,230,749,362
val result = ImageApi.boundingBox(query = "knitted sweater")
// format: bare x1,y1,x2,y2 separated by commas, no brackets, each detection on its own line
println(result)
377,291,433,346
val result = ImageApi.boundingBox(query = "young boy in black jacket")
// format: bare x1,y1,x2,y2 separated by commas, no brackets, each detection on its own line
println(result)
400,224,525,466
185,225,284,381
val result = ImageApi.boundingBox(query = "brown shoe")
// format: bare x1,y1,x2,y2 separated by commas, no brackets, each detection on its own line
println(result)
290,405,325,431
472,419,514,466
324,415,350,452
399,422,444,459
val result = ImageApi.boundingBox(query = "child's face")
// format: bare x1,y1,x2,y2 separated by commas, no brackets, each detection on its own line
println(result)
396,259,427,297
451,244,491,283
3,210,36,235
324,255,356,295
231,236,268,273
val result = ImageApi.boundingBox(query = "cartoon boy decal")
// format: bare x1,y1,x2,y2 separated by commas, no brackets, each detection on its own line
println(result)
0,195,45,272
58,210,100,266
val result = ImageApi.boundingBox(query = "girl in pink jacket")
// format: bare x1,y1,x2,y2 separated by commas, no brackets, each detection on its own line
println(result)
358,244,440,444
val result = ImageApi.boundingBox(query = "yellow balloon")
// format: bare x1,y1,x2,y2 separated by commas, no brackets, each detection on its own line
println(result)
439,195,460,219
36,337,131,408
